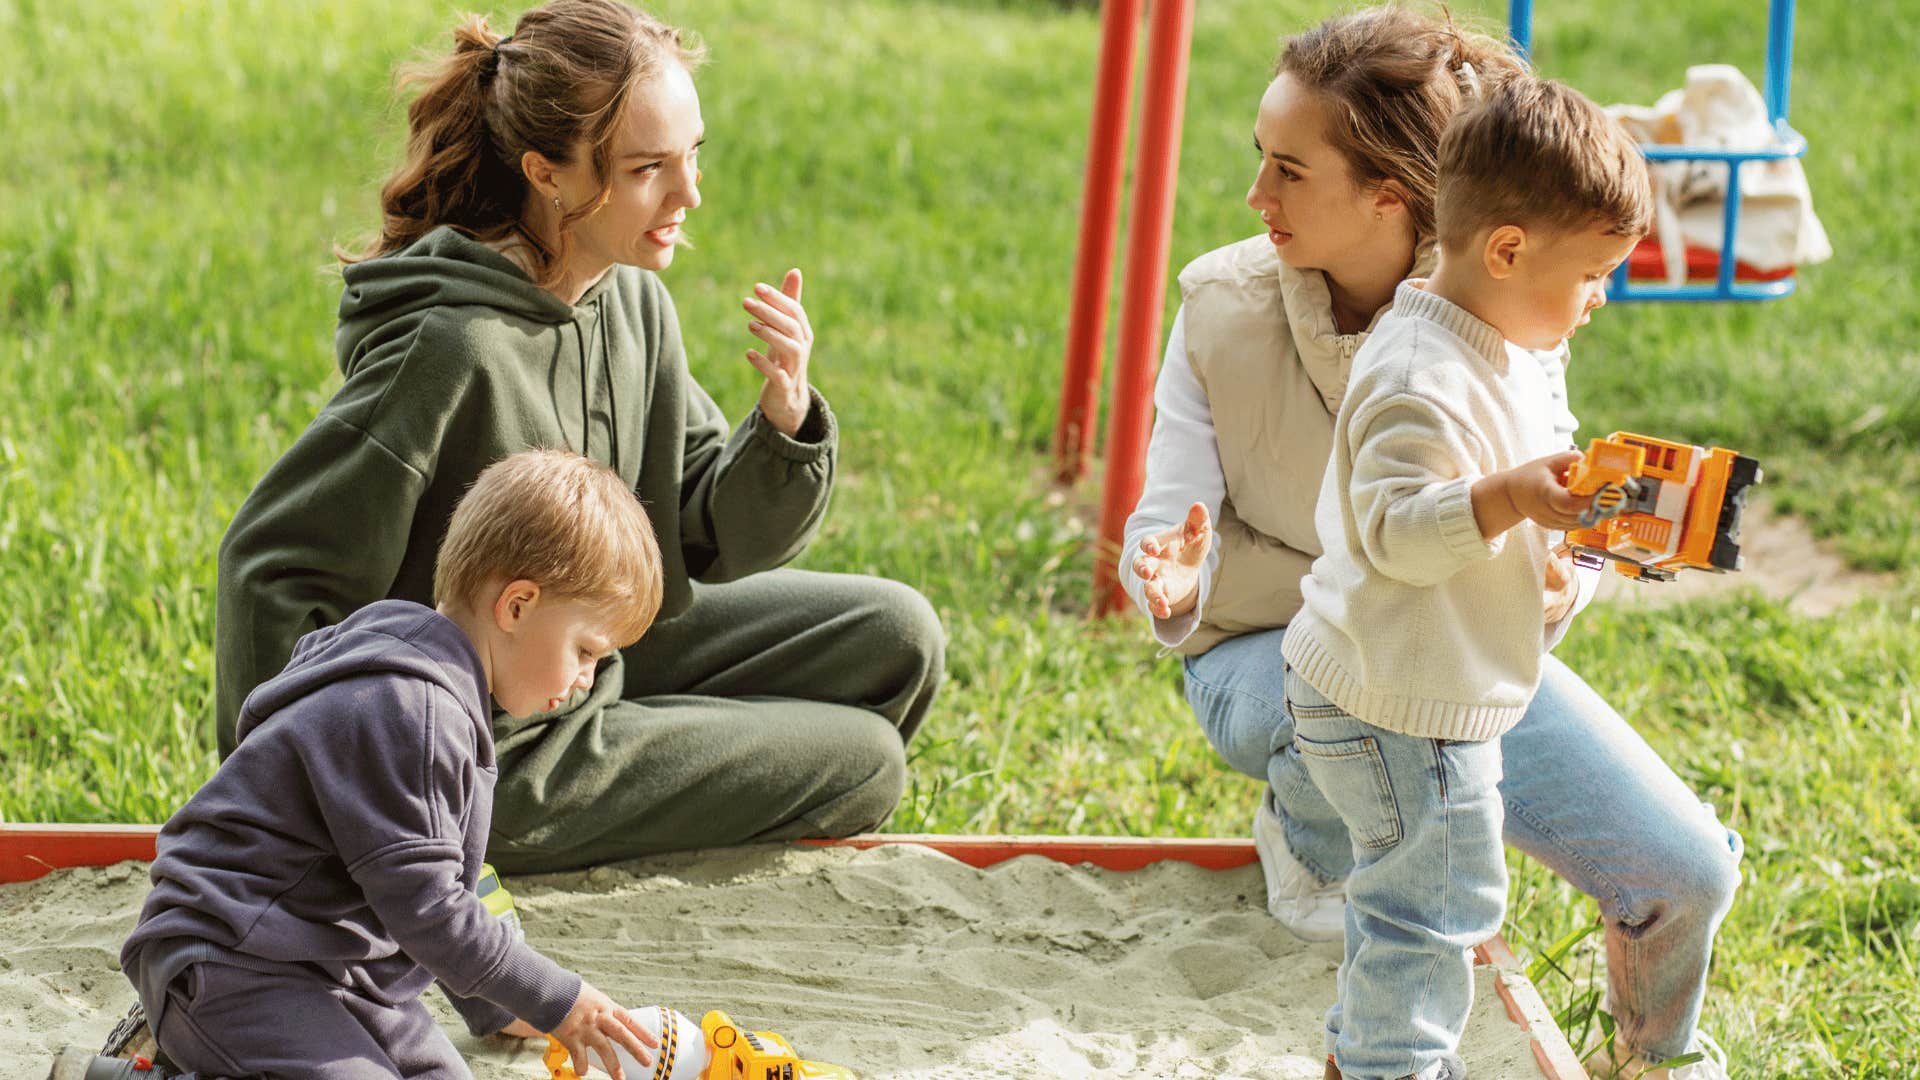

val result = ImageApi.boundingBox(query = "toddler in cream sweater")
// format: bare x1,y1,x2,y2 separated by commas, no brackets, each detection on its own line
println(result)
1280,76,1653,1080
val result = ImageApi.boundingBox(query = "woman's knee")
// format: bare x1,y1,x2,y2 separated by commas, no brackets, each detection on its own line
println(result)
1630,812,1744,928
1183,671,1281,780
837,577,944,732
1685,820,1745,917
859,577,945,674
1183,630,1295,779
806,717,909,835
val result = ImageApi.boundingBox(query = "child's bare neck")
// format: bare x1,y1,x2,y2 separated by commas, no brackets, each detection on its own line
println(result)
435,599,496,693
1424,254,1514,345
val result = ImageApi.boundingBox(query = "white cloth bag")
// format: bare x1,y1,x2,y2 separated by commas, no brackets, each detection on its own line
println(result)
1609,64,1831,283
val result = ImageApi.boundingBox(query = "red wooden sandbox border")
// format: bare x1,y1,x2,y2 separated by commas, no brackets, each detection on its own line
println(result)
0,825,1585,1079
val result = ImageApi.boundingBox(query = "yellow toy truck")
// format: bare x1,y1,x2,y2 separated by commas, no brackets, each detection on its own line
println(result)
543,1008,856,1080
1561,431,1761,583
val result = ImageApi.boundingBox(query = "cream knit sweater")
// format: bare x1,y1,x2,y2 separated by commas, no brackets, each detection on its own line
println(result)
1279,281,1560,742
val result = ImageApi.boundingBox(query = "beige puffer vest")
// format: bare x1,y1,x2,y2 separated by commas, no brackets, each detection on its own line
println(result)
1174,235,1431,656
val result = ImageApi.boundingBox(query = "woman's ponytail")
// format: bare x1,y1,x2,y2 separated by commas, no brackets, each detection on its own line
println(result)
356,17,525,261
1439,13,1529,108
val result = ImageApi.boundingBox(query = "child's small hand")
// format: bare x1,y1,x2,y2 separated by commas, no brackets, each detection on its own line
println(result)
1506,451,1588,530
743,268,814,438
551,981,658,1079
1475,451,1586,539
1543,544,1578,623
1133,502,1212,619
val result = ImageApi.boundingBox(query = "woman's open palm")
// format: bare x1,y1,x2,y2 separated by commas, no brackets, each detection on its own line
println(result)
1133,502,1213,619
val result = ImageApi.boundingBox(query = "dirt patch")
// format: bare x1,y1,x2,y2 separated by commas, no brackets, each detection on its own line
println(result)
1590,500,1897,617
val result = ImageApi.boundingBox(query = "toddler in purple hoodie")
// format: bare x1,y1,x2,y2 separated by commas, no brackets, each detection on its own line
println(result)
90,450,667,1079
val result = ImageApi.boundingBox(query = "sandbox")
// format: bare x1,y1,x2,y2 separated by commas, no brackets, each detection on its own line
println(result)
0,827,1582,1079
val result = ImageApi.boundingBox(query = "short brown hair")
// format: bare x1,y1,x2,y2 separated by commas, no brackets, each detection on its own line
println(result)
434,449,663,646
1278,7,1529,241
341,0,706,290
1435,75,1653,253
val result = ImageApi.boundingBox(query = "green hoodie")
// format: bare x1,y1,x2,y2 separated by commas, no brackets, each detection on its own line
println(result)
214,226,836,757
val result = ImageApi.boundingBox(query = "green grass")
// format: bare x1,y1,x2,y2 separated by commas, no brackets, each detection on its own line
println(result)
2,0,1916,1074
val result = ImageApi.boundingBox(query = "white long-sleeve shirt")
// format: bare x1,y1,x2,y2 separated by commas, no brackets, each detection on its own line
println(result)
1121,306,1599,653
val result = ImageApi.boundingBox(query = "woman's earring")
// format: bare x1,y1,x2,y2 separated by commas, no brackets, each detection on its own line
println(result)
1375,211,1384,221
553,195,563,212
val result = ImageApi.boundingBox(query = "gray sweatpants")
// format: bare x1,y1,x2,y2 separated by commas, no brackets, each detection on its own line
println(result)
485,568,944,872
151,960,466,1079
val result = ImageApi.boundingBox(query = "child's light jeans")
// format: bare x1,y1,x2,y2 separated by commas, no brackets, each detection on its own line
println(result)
1183,628,1743,1067
1281,662,1506,1080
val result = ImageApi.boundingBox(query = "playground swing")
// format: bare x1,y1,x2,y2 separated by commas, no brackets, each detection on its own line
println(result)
1509,0,1811,303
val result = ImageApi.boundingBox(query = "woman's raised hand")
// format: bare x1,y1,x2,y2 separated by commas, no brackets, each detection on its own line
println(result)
1133,502,1213,619
742,268,813,438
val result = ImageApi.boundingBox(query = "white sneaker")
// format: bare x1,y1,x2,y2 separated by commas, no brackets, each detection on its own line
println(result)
1252,789,1346,941
1587,1030,1730,1080
1680,1033,1732,1079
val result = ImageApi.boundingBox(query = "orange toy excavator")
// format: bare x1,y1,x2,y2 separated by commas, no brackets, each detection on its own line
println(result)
1562,432,1762,583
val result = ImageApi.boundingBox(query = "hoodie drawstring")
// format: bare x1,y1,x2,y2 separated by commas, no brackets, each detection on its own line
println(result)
598,299,621,479
574,319,589,462
555,302,620,476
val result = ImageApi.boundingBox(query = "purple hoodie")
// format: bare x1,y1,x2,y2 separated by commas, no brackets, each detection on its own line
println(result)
121,600,580,1035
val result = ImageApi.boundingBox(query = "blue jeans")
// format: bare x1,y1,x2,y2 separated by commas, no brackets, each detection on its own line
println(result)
1184,627,1744,1065
1284,663,1506,1080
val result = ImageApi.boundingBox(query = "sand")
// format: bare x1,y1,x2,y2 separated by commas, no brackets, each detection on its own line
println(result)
0,844,1551,1079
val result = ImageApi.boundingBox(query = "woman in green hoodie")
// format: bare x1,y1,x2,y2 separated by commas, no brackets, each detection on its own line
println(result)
215,0,943,873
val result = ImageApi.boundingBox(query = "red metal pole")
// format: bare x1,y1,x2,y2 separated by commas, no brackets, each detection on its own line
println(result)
1092,0,1195,616
1053,0,1144,485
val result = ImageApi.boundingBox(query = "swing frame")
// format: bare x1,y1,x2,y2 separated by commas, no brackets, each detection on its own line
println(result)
1510,0,1810,302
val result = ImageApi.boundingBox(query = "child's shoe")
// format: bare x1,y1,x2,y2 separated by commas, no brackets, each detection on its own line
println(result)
1253,789,1345,941
100,1002,159,1061
1322,1051,1466,1079
47,1001,191,1080
1670,1033,1732,1080
45,1049,189,1080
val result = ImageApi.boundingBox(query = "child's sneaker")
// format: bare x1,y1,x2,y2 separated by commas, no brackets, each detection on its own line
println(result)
1253,788,1345,941
47,1002,191,1080
1673,1033,1732,1079
100,1002,159,1061
45,1049,188,1080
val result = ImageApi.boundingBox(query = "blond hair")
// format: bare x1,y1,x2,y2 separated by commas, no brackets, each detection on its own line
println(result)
1435,75,1654,253
434,449,663,646
339,0,705,290
1278,6,1529,241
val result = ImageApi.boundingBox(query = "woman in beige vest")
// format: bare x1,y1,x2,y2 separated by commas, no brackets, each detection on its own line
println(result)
1122,10,1738,1078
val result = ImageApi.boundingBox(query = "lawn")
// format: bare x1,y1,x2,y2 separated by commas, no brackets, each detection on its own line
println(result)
1,0,1915,1074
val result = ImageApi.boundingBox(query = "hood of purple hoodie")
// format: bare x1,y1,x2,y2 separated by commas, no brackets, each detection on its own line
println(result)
233,599,492,764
